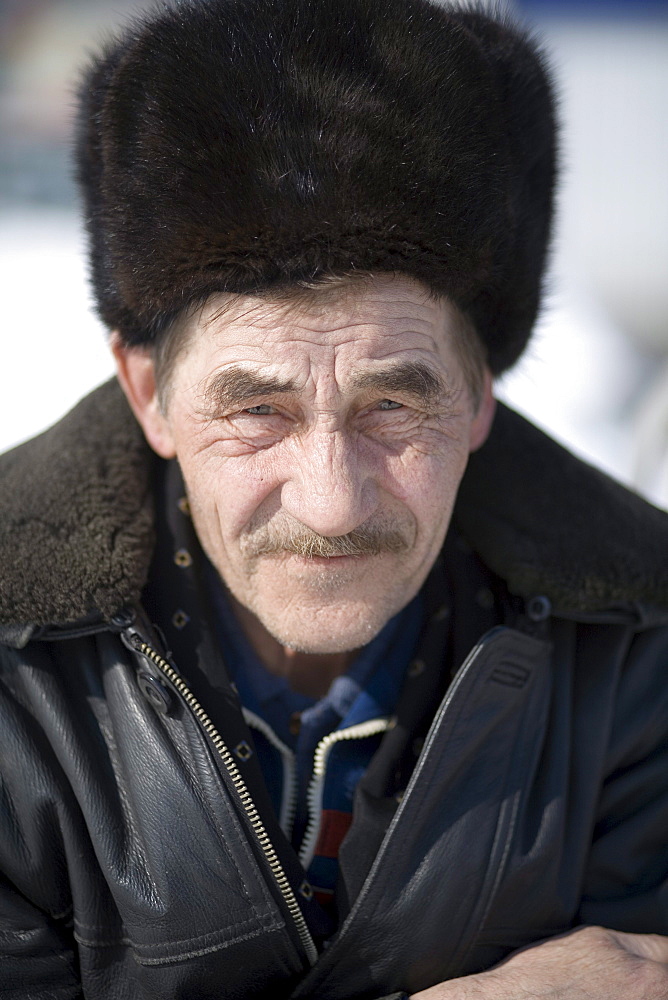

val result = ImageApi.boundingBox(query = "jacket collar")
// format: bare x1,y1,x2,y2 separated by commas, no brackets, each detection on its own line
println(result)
1,379,667,634
0,380,155,632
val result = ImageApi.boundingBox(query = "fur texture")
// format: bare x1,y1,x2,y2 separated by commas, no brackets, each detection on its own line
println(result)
75,0,557,374
455,408,668,613
1,382,666,633
0,381,154,628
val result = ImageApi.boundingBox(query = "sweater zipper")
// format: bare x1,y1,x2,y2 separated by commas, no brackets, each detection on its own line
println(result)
286,630,508,990
241,711,392,868
119,625,318,967
298,718,393,870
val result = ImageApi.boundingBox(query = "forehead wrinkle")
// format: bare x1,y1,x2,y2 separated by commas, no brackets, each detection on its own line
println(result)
348,360,449,406
199,289,441,350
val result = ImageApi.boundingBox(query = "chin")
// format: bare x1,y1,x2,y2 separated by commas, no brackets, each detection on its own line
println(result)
256,600,396,655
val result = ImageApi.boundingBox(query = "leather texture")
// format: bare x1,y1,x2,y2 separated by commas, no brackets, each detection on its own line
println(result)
1,384,667,998
1,612,668,998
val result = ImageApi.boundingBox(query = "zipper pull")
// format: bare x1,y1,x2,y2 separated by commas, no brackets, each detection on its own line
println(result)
109,607,147,652
110,610,175,715
109,607,153,654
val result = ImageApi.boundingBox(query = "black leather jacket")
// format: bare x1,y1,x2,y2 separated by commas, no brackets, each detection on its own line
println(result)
1,382,667,999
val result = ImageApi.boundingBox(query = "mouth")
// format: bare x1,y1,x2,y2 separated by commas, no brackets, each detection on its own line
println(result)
279,551,369,566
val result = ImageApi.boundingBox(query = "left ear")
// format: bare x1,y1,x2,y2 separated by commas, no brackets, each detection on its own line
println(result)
468,369,496,453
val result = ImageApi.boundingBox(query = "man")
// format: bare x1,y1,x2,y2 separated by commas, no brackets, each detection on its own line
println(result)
0,0,667,997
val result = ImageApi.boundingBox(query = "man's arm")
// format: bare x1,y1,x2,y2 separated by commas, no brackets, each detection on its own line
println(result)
0,873,81,999
411,926,668,999
411,625,668,1000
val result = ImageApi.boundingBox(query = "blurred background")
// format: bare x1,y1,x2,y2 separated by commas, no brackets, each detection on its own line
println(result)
1,0,667,506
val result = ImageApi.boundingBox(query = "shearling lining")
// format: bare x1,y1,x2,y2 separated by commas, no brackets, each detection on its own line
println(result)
0,380,155,627
455,406,668,614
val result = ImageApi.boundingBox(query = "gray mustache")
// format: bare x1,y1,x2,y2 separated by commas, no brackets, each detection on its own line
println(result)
241,523,409,559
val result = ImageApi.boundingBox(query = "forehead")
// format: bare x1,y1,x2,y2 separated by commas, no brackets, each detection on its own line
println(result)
175,275,460,375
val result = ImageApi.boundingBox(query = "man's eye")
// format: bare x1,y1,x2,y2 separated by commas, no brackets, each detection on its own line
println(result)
243,404,275,415
377,399,403,411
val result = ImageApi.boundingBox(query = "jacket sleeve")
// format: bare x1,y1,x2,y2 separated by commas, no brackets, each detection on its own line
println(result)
0,651,82,998
577,624,668,933
0,874,81,999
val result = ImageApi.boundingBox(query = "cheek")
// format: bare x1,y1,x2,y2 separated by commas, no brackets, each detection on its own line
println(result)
177,445,284,544
378,437,469,514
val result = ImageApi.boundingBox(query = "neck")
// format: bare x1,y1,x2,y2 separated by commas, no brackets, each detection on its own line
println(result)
228,595,357,699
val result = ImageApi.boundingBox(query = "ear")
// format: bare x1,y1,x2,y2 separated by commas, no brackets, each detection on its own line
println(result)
468,368,496,453
111,333,176,458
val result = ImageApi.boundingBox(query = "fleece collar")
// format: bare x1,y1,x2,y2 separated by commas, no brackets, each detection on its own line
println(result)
1,379,667,633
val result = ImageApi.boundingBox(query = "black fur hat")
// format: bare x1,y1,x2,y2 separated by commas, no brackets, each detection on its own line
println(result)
75,0,557,373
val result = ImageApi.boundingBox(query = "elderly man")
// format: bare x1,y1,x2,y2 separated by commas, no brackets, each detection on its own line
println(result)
1,0,667,997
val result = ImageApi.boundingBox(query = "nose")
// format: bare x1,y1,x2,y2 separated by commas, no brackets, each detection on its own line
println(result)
280,427,378,537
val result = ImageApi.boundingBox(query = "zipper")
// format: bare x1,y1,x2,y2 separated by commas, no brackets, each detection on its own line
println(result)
287,630,509,993
293,625,544,1000
243,708,298,839
298,718,392,870
119,625,318,967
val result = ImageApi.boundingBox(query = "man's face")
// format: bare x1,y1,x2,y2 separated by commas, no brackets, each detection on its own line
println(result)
125,275,493,653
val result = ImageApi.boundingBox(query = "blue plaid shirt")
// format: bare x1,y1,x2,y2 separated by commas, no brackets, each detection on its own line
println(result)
209,572,423,883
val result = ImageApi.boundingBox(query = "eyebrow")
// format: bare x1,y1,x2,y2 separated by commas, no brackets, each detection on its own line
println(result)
199,359,450,413
349,361,449,407
201,368,299,412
